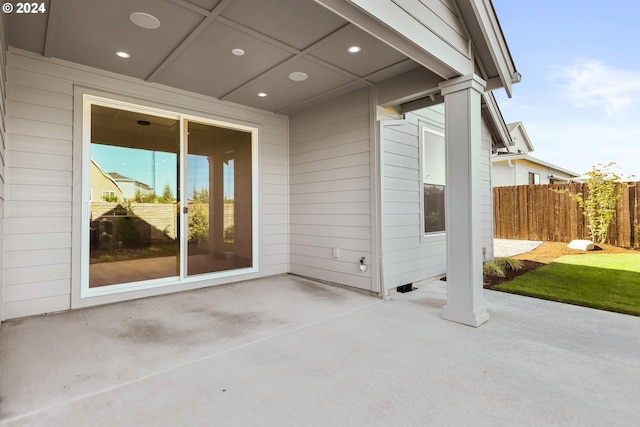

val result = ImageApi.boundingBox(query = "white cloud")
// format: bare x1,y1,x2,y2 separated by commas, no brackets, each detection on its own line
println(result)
524,120,640,178
549,58,640,116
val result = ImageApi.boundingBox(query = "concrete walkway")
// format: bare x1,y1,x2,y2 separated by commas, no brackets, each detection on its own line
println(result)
1,275,639,426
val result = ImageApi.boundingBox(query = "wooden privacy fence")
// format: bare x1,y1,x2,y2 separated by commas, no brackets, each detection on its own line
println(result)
493,182,640,248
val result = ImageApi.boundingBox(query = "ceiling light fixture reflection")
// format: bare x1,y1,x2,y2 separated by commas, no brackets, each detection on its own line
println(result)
258,92,268,97
232,48,245,56
288,72,308,81
347,46,362,54
129,12,161,29
116,51,131,58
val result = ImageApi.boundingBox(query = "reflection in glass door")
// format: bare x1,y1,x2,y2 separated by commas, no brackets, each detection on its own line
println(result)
186,121,252,276
89,105,180,287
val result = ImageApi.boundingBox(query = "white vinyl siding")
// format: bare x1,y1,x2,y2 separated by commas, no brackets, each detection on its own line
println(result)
480,118,494,260
3,49,289,319
289,89,374,291
380,105,496,287
381,107,446,289
491,161,516,187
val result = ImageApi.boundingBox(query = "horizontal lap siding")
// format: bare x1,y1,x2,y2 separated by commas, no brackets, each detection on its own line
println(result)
381,107,447,288
4,61,76,317
3,50,288,319
289,89,373,291
481,119,494,260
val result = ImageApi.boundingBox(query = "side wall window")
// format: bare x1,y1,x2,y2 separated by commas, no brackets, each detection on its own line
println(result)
421,126,446,234
529,172,540,185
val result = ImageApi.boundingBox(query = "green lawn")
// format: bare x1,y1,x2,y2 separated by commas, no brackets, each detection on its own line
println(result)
493,254,640,316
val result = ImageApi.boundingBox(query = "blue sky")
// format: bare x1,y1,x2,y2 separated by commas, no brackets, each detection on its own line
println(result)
92,144,234,200
492,0,640,179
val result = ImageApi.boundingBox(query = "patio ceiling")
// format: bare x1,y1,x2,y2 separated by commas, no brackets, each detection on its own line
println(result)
6,0,436,114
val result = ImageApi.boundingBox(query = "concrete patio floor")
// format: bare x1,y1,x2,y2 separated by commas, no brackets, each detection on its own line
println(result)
1,275,639,426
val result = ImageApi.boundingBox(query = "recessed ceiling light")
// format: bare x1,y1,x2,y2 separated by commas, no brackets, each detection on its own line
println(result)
232,48,245,56
258,92,268,97
116,51,131,58
288,72,308,82
129,12,161,30
347,46,362,54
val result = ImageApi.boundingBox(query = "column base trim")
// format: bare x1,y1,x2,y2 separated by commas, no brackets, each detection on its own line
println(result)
441,305,489,327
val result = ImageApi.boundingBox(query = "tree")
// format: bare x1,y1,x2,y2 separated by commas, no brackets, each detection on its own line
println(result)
188,203,209,242
161,183,175,203
557,162,627,244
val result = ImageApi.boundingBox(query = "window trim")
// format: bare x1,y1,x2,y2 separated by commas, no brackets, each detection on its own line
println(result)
78,93,259,300
419,122,446,242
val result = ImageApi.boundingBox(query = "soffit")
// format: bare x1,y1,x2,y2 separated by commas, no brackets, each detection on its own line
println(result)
6,0,442,114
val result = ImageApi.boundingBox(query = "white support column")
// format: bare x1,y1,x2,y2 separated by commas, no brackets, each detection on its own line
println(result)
438,74,489,327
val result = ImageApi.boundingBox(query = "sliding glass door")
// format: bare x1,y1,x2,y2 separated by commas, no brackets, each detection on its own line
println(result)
185,121,252,276
84,97,255,294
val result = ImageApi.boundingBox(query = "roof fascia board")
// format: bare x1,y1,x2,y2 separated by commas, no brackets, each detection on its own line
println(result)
461,0,517,97
492,154,580,177
314,0,467,79
515,122,535,152
481,92,511,149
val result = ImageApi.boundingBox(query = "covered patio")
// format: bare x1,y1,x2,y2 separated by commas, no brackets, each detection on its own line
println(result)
1,275,638,426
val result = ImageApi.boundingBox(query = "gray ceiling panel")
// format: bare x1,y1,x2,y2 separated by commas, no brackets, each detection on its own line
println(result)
366,60,422,84
309,25,408,78
154,22,293,98
220,0,346,50
181,0,222,11
225,57,354,111
44,0,204,79
6,0,50,55
5,0,441,114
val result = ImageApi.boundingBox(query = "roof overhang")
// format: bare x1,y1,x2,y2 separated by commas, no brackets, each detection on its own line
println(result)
455,0,519,96
492,153,581,178
481,92,512,149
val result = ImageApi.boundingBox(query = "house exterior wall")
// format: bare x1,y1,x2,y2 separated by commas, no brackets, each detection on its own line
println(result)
509,126,531,153
89,161,122,202
480,118,495,260
288,89,374,291
3,49,289,320
491,160,515,187
493,158,576,187
513,159,550,184
379,104,495,290
380,108,445,288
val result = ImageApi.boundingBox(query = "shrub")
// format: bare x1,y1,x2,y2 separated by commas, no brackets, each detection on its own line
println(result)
553,162,631,244
483,260,505,277
483,257,522,278
495,257,523,272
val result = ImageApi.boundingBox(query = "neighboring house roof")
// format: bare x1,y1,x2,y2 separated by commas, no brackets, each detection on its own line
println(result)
90,159,123,193
505,121,534,153
492,153,581,178
109,173,153,191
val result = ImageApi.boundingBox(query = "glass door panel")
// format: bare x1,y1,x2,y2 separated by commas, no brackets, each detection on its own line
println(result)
89,105,180,287
186,121,252,276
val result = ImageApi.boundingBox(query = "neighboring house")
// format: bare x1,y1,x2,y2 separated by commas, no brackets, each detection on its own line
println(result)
0,0,518,328
109,172,154,200
89,159,123,202
493,122,580,186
